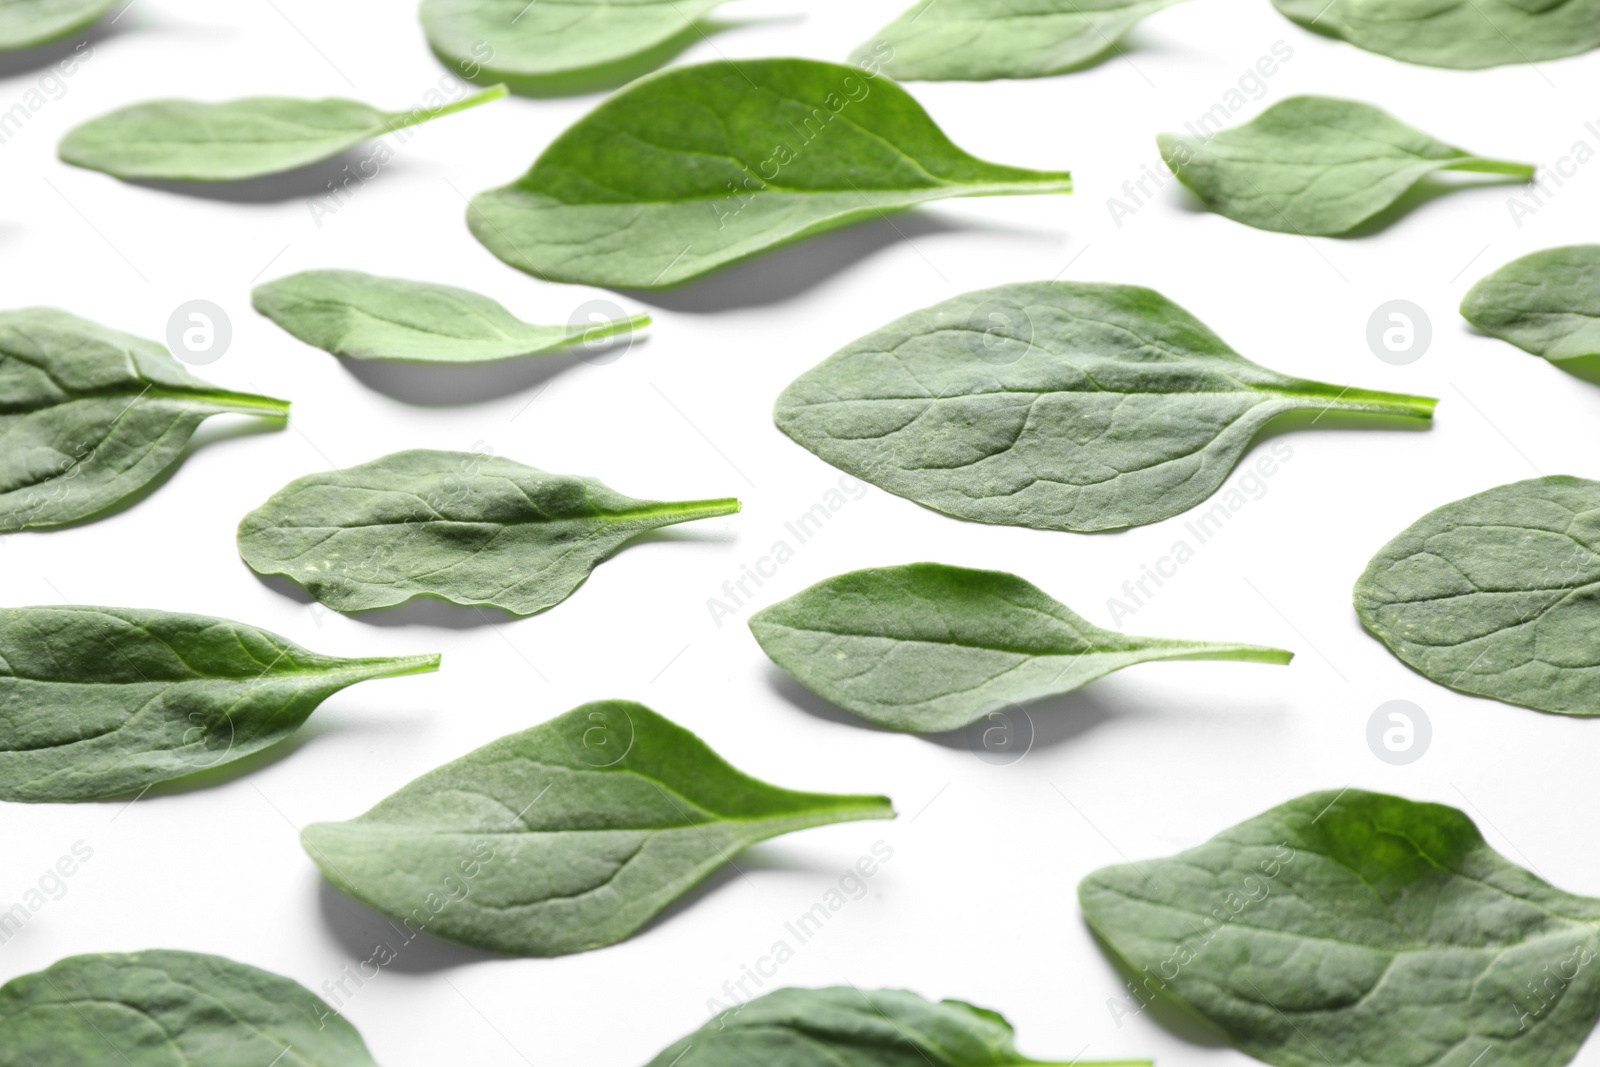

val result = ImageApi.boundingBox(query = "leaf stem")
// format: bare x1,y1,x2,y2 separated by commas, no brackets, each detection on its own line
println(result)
153,387,291,419
1166,642,1294,666
1324,386,1438,420
342,653,442,680
662,497,743,521
1448,157,1536,179
565,311,652,348
392,84,509,131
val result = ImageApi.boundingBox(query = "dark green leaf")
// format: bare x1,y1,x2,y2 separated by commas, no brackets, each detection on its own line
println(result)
1079,788,1600,1067
649,986,1147,1067
0,0,115,50
1355,475,1600,716
775,282,1435,532
0,950,378,1065
422,0,728,93
1159,96,1534,236
59,85,507,181
238,449,739,615
750,563,1291,732
467,59,1072,289
1273,0,1600,69
854,0,1188,81
252,269,650,364
1461,246,1600,366
0,307,289,531
302,700,894,956
0,605,438,802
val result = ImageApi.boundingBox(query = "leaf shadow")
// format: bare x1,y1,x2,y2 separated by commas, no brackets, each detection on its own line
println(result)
119,149,413,204
0,18,126,79
763,664,1121,753
336,333,645,407
1084,924,1234,1048
629,843,835,940
138,717,334,798
621,213,1049,314
14,412,285,534
1340,171,1534,238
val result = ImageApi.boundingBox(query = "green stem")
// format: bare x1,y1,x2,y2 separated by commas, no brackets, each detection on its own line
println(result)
153,387,291,419
1447,156,1536,179
1175,643,1295,666
566,311,652,348
1028,1060,1153,1066
661,497,743,522
348,653,443,680
389,84,509,132
1324,385,1438,420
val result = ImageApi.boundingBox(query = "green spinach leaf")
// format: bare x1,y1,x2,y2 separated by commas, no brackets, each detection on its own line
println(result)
59,85,507,182
252,269,650,364
854,0,1188,81
0,950,378,1065
751,563,1291,732
1080,788,1600,1067
1159,96,1534,236
0,307,288,531
0,605,438,802
1461,246,1600,367
775,282,1435,532
650,986,1148,1067
422,0,729,94
238,449,739,615
1273,0,1600,69
467,59,1072,289
0,0,115,50
302,699,894,956
1355,475,1600,716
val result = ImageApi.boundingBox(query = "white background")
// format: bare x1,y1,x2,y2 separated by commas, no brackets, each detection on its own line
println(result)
2,1,1599,1064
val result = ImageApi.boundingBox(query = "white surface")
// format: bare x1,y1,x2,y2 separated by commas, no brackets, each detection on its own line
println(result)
2,1,1599,1064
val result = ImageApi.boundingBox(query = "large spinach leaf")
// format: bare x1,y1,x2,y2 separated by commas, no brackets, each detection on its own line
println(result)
467,59,1072,289
1159,96,1534,236
422,0,729,93
59,86,506,181
0,605,438,802
302,699,894,956
0,950,378,1066
0,307,288,531
775,282,1435,532
252,269,650,364
854,0,1188,81
1080,789,1600,1067
650,986,1148,1067
0,0,115,49
1355,475,1600,716
1273,0,1600,69
1461,246,1600,367
238,450,739,615
751,563,1290,732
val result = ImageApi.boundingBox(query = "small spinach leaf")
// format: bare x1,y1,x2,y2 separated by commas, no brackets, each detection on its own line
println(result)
650,986,1148,1067
1355,475,1600,716
1273,0,1600,69
775,282,1435,532
467,59,1072,290
854,0,1188,81
0,307,288,531
1159,96,1534,236
59,85,507,181
1461,246,1600,366
422,0,729,94
0,605,438,802
238,449,739,615
0,950,379,1065
1080,788,1600,1067
751,563,1291,732
252,269,650,364
0,0,115,50
302,699,894,956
